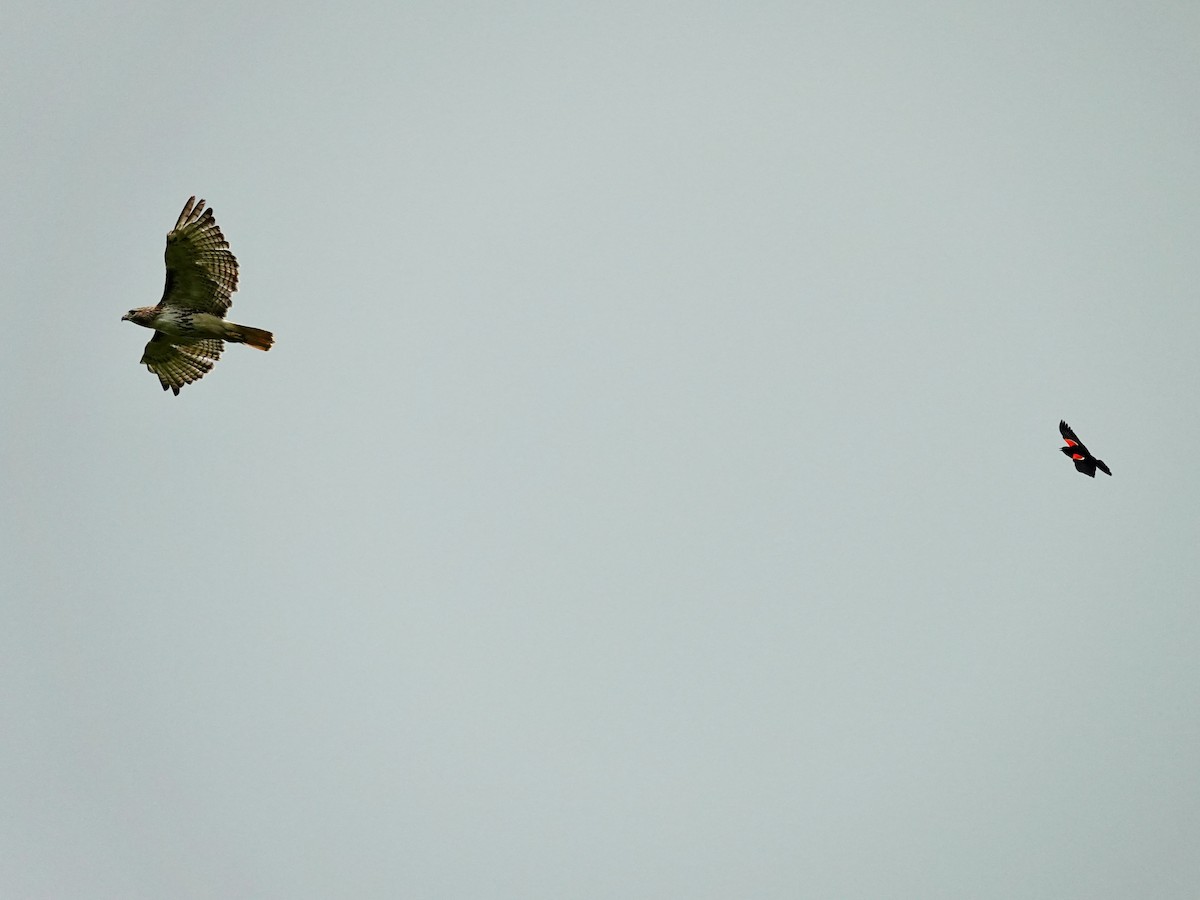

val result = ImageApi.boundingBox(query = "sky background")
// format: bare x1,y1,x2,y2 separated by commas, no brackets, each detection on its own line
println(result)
3,1,1200,897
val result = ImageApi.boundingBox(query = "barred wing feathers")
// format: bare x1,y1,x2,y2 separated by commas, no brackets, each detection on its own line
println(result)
140,334,225,395
160,197,238,317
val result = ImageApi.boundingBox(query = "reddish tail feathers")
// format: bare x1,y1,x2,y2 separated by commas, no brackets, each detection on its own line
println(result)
225,323,274,350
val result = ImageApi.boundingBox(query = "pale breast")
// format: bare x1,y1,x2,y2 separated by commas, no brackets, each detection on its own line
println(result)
150,307,195,338
152,309,227,340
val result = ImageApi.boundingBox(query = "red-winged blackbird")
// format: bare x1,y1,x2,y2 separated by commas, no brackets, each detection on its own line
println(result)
1060,420,1111,477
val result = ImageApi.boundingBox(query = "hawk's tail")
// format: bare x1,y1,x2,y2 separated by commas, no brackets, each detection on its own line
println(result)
224,323,274,351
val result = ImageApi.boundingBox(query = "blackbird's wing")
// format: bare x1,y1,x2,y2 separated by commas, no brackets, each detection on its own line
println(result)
1073,457,1097,477
1059,420,1089,455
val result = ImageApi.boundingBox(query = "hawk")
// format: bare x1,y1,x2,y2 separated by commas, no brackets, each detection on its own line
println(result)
122,196,273,394
1059,420,1111,477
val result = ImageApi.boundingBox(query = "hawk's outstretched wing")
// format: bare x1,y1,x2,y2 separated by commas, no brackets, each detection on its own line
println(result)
140,334,225,395
160,197,238,317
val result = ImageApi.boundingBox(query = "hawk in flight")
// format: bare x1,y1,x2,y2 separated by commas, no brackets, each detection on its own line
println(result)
1059,420,1111,477
122,197,273,394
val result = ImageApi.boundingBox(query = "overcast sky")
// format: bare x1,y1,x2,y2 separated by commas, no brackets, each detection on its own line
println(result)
3,1,1200,897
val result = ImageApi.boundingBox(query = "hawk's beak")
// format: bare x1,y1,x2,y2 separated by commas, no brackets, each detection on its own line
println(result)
120,312,131,321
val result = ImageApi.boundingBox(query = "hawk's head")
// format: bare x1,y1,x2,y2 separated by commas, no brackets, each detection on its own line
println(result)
122,308,153,325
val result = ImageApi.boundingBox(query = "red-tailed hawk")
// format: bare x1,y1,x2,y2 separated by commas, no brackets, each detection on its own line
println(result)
122,196,273,394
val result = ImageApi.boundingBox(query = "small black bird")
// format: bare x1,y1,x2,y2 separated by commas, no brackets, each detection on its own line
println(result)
1059,420,1111,477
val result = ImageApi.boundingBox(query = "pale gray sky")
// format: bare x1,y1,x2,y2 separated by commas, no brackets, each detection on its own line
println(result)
3,1,1200,897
